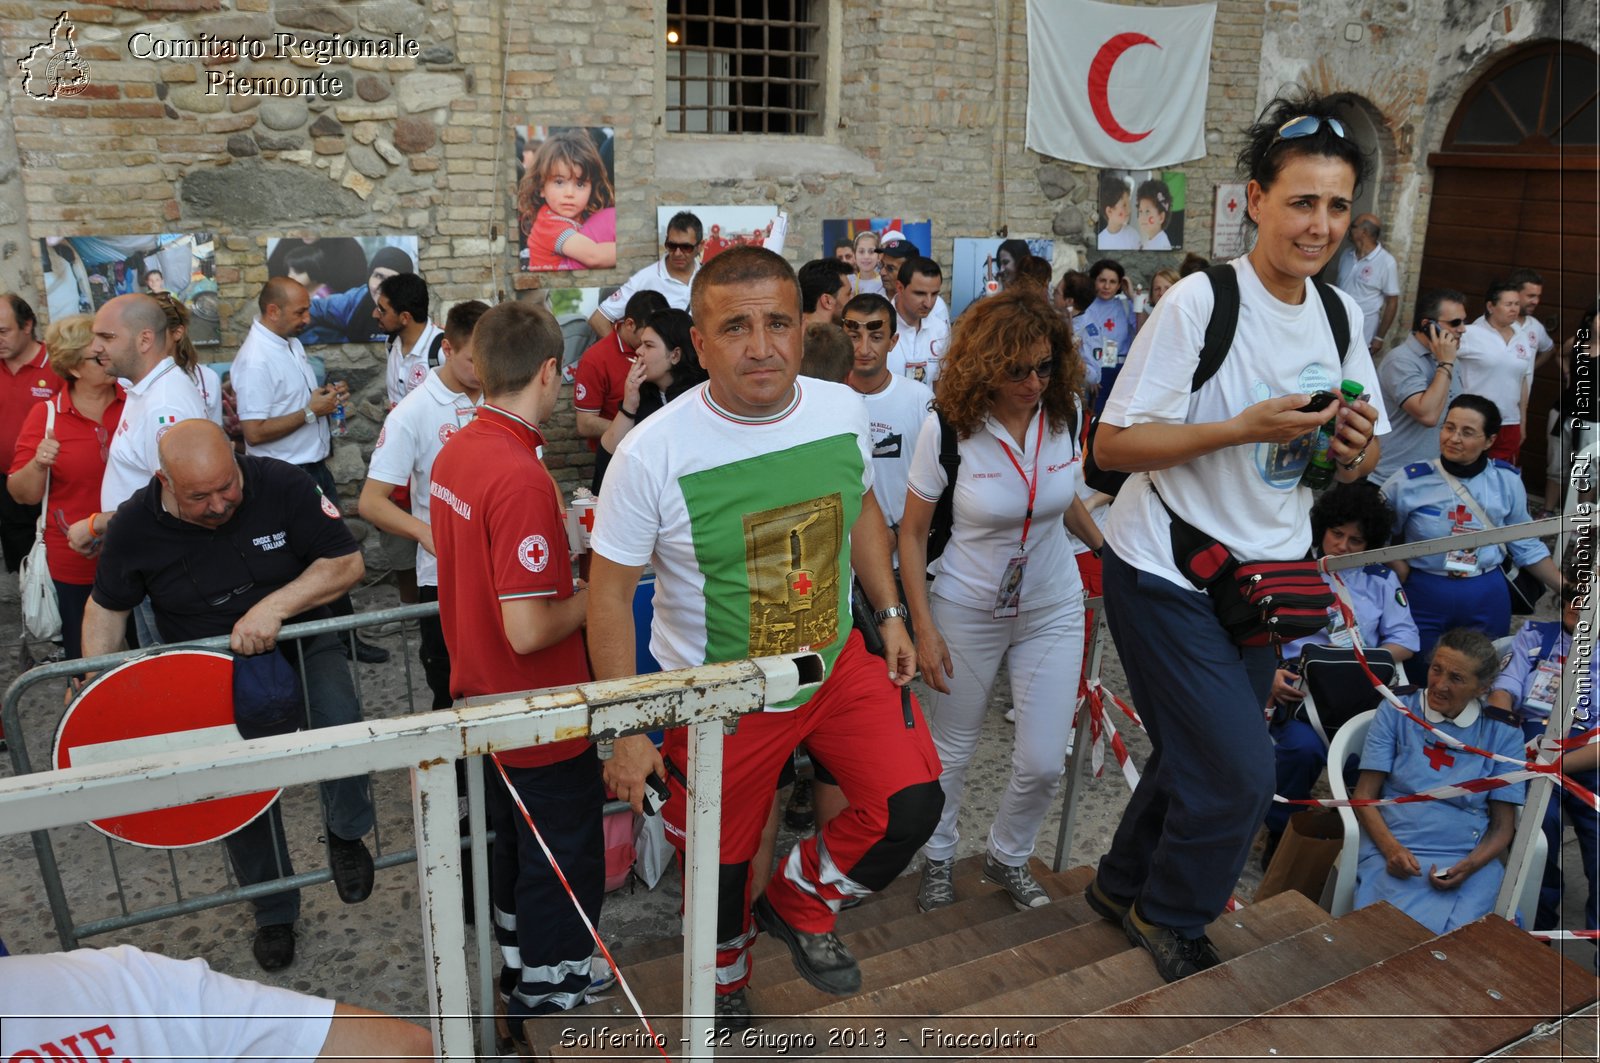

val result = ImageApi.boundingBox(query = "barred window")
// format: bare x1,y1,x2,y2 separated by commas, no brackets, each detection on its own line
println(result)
665,0,822,134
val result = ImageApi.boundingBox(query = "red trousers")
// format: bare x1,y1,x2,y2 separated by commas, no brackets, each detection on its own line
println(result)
662,630,943,992
1488,424,1523,466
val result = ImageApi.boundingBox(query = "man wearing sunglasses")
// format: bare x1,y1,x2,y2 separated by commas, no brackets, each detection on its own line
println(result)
1334,213,1401,352
587,210,704,338
1373,288,1468,482
82,419,377,974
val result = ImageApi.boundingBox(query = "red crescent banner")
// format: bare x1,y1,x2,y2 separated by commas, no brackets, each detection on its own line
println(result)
53,650,281,849
1087,32,1159,143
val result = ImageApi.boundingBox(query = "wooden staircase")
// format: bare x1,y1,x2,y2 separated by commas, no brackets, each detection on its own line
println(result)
523,857,1599,1062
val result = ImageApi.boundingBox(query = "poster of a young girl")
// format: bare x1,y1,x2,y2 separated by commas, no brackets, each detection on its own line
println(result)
515,126,617,272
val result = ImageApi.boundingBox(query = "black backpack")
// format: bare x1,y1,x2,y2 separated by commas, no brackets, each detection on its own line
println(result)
1082,264,1352,496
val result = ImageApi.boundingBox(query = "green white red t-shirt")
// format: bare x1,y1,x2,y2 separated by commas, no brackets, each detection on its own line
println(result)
591,380,872,709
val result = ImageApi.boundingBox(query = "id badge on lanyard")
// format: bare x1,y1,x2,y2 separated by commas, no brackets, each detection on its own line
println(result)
1445,518,1478,577
992,411,1046,620
1325,605,1354,648
1525,657,1562,717
1100,337,1119,369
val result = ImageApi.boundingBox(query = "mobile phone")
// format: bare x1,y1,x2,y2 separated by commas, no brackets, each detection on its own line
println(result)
1298,390,1339,415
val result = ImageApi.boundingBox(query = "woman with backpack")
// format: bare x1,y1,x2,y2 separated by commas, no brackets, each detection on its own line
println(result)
896,288,1102,915
1084,92,1387,982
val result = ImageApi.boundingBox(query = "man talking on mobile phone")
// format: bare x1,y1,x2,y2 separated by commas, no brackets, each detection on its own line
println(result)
1373,289,1468,482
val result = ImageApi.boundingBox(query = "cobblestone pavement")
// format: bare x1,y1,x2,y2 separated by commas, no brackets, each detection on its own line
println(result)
1,568,1590,1056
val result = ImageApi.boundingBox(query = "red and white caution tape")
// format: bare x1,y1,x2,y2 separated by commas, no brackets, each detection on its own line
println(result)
491,755,672,1063
1532,930,1600,940
1323,572,1600,813
1082,680,1141,792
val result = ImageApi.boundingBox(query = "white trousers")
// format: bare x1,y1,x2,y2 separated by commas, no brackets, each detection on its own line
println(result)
920,591,1084,865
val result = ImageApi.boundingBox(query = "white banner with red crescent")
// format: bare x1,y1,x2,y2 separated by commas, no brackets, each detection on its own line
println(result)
1025,0,1216,169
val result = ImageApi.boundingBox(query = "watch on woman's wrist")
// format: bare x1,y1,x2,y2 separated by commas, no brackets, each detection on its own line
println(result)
873,603,909,624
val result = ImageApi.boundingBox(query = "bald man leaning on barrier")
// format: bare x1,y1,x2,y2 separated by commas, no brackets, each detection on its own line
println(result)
81,419,377,973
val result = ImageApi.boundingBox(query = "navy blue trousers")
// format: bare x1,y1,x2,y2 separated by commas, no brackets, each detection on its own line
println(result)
1096,547,1277,936
488,748,605,1018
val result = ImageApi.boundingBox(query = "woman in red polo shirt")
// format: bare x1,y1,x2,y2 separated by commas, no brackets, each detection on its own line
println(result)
8,315,124,660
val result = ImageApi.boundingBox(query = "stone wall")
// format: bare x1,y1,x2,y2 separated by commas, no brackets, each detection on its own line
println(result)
0,0,1593,517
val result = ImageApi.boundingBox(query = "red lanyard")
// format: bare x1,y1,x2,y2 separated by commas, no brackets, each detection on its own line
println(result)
997,408,1046,552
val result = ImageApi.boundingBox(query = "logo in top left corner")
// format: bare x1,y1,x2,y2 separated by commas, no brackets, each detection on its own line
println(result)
19,12,91,101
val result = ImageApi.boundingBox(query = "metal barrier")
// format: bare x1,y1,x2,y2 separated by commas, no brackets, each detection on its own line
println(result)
1053,513,1594,935
1,603,441,951
0,646,818,1060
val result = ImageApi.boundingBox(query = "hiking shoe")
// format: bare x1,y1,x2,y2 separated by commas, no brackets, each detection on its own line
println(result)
1084,878,1132,924
327,833,374,904
252,924,296,971
983,855,1050,910
352,638,390,664
784,777,815,832
751,894,861,996
714,987,752,1032
917,856,956,912
1122,905,1222,983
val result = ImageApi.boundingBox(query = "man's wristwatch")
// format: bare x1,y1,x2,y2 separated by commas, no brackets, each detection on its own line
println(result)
302,406,316,424
873,604,909,624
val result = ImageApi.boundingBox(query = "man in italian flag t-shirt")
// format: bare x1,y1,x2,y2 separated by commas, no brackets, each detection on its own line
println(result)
589,248,943,1026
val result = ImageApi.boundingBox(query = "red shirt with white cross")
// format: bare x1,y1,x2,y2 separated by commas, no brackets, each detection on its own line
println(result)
571,331,634,453
431,404,589,768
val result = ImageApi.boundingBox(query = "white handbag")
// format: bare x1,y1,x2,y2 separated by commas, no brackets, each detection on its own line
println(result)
19,401,61,642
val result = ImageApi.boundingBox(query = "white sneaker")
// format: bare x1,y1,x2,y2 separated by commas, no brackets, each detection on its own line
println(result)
1004,707,1016,723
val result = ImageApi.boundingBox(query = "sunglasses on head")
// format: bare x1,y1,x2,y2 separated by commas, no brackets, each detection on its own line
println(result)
1273,115,1347,143
664,240,698,254
1004,358,1055,383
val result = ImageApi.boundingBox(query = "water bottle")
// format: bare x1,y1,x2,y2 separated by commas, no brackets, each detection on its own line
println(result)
331,400,347,437
1300,379,1365,489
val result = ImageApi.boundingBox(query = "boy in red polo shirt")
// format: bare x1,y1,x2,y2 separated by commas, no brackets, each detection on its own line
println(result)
572,289,668,493
430,301,601,1025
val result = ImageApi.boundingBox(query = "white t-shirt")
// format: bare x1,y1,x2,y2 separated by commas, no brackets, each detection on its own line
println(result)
1334,243,1401,342
368,368,480,586
1515,314,1554,355
230,320,329,465
1097,226,1140,251
0,946,333,1063
1102,256,1390,590
188,363,224,426
887,310,950,386
1457,315,1538,426
591,380,872,708
1140,231,1172,252
907,407,1084,612
101,357,209,510
596,258,698,323
385,321,444,408
861,373,934,530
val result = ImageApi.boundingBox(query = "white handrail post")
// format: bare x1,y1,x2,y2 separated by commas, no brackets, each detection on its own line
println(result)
682,717,724,1060
412,758,474,1059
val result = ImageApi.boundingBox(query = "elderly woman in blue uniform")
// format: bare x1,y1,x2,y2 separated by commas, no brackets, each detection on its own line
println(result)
1382,393,1562,661
1353,628,1526,934
1487,584,1598,936
1263,481,1419,864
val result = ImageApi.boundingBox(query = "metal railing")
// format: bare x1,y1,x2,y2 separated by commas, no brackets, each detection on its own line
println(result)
1054,512,1593,935
0,645,818,1060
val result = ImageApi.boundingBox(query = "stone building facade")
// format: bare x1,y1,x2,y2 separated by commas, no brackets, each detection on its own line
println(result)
0,0,1591,520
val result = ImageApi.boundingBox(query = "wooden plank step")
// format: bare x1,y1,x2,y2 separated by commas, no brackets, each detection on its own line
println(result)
602,852,995,969
782,890,1332,1060
1155,916,1599,1062
1490,1002,1599,1058
1004,901,1434,1063
534,864,1092,1061
590,862,1087,1017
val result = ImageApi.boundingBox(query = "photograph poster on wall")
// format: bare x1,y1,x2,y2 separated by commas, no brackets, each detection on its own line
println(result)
41,233,220,344
264,235,421,345
950,237,1056,319
658,205,787,262
1094,169,1187,252
514,125,617,273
